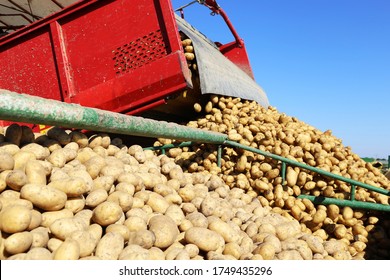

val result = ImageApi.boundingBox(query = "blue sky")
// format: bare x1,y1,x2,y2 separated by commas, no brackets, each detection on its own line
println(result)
171,0,390,159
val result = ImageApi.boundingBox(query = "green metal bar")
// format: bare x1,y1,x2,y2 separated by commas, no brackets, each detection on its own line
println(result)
281,161,287,186
217,145,222,168
298,195,390,212
350,184,356,201
0,90,228,144
225,140,390,196
143,141,194,151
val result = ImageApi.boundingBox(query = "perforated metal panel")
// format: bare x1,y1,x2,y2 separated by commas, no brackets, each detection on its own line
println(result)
113,30,167,74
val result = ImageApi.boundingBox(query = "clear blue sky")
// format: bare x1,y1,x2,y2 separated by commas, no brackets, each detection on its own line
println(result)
171,0,390,159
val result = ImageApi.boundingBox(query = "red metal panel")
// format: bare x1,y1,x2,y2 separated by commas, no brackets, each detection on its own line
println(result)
219,41,255,79
49,21,76,102
0,28,62,100
0,0,191,117
73,52,189,113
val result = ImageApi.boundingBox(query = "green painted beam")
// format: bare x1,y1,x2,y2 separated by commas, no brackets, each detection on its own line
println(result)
143,141,194,150
0,90,228,144
225,140,390,196
298,195,390,212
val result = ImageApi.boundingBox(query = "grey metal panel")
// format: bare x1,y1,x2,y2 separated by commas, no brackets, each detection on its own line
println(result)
175,14,270,108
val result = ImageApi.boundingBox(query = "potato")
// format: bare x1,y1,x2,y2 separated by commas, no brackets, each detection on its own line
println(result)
312,209,327,224
25,247,53,260
42,138,61,152
200,196,219,216
73,209,92,225
53,238,80,260
0,189,20,200
286,167,298,187
30,227,49,248
0,143,20,156
106,224,130,242
123,216,147,233
0,177,6,192
67,169,93,190
5,170,27,191
4,231,33,255
253,179,270,192
69,230,97,257
87,224,103,243
21,143,50,160
253,242,275,260
187,212,208,228
47,148,76,168
41,209,74,228
74,147,95,163
47,238,63,252
65,196,86,213
208,219,240,243
263,234,282,253
27,209,42,231
5,123,22,146
47,127,71,146
50,217,88,240
301,234,324,254
324,240,347,255
85,188,108,207
48,177,89,197
146,192,169,214
0,152,14,171
6,253,27,260
88,134,103,149
100,165,124,181
13,151,36,171
131,229,156,249
342,206,354,220
92,175,114,192
95,232,124,260
184,227,225,252
327,204,339,221
334,225,347,239
0,205,32,233
92,201,123,226
165,246,184,260
49,167,69,182
107,191,133,212
165,204,185,226
25,160,47,185
275,221,301,241
223,242,242,259
174,249,191,260
148,215,179,249
119,244,150,260
277,250,303,260
70,131,89,148
20,183,67,211
84,155,106,179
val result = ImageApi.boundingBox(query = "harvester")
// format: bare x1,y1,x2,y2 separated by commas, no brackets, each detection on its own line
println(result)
0,0,269,126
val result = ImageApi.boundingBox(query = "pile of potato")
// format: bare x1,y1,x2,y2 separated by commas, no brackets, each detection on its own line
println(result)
0,123,362,260
180,33,197,75
155,96,390,259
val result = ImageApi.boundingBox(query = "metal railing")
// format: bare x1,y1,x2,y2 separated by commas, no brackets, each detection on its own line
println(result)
147,140,390,212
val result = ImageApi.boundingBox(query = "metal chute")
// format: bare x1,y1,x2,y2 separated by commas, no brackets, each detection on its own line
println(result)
175,14,269,108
